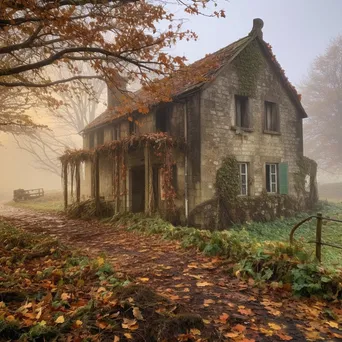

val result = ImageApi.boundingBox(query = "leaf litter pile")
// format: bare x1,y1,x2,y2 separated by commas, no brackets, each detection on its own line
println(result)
0,221,214,341
1,206,342,342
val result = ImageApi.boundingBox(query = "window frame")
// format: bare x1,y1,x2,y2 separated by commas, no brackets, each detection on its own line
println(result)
97,128,104,146
112,125,120,140
89,132,95,149
266,163,278,193
238,162,249,196
264,101,280,133
155,108,170,133
129,119,137,135
235,95,250,129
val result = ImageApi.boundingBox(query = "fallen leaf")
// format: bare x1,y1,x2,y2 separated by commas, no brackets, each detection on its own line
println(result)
113,336,120,342
196,281,213,287
75,320,83,327
327,321,338,328
219,312,229,323
61,293,70,301
238,307,254,316
225,332,239,338
204,299,215,307
138,277,149,283
122,318,138,330
233,324,246,333
124,333,133,339
190,328,201,336
97,256,104,266
55,315,65,324
268,322,282,331
133,307,144,321
276,332,293,341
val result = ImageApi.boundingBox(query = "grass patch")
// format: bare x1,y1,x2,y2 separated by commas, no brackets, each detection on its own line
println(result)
0,220,214,341
6,191,63,213
232,201,342,266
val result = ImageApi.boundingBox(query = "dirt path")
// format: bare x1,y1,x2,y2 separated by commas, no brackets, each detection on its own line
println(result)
0,204,341,342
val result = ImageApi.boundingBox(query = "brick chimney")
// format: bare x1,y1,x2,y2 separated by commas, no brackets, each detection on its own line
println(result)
249,18,264,39
107,73,127,110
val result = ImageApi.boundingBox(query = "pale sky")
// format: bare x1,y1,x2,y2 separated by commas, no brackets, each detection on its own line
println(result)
1,0,342,198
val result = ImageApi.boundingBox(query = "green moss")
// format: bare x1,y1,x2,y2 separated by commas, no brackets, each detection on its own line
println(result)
234,40,263,96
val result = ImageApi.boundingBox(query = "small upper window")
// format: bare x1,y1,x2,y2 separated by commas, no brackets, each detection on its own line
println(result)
129,119,137,135
89,132,95,149
97,128,104,145
112,125,120,140
265,101,279,132
238,163,248,196
266,163,278,193
235,95,249,128
156,108,169,133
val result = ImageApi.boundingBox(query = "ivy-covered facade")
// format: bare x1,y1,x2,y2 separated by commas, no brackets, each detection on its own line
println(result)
61,19,318,227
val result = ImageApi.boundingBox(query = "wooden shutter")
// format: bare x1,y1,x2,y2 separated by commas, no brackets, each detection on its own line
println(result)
279,162,288,195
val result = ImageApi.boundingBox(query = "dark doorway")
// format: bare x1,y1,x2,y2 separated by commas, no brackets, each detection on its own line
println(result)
131,166,145,212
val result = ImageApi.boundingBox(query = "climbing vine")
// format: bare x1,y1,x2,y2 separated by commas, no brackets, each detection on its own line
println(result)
60,133,184,214
294,156,318,208
215,156,240,205
234,40,263,97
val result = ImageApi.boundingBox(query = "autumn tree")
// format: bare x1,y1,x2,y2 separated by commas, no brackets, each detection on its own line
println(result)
302,35,342,173
0,0,225,124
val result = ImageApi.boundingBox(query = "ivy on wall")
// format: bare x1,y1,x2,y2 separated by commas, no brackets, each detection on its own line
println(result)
234,40,263,97
215,156,240,205
294,156,318,209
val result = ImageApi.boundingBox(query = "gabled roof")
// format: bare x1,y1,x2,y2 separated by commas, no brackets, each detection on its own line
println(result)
84,19,307,132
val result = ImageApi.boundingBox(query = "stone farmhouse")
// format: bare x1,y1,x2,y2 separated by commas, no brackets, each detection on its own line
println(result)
62,19,317,228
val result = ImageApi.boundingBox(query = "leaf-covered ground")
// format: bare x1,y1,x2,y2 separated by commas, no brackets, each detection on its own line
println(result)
0,221,216,341
1,205,342,341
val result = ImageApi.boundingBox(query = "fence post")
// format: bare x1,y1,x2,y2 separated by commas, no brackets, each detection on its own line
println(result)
316,213,323,262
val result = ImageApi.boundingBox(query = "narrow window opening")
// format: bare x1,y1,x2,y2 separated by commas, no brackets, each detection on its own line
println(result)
112,125,120,140
89,132,95,149
156,108,169,133
129,120,137,135
97,128,104,145
235,95,249,128
265,101,279,132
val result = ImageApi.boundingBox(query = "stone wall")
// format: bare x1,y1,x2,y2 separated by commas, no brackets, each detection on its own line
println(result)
199,41,304,208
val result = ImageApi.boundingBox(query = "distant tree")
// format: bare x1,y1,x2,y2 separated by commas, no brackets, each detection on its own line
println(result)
14,76,106,176
301,35,342,173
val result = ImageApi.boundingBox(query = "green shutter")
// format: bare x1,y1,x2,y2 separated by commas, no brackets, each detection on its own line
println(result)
279,163,289,195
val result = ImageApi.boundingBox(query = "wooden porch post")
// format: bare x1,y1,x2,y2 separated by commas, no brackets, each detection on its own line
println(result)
115,150,120,213
144,145,153,215
76,162,81,203
94,152,100,216
63,163,68,210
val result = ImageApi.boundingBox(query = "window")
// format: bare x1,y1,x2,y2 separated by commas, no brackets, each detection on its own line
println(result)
235,95,249,128
156,108,169,133
266,163,278,193
265,101,279,132
112,125,120,140
89,132,95,149
238,163,248,196
129,120,137,135
97,128,104,145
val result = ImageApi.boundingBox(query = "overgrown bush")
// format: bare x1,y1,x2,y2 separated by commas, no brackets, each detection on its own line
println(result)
66,199,114,219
